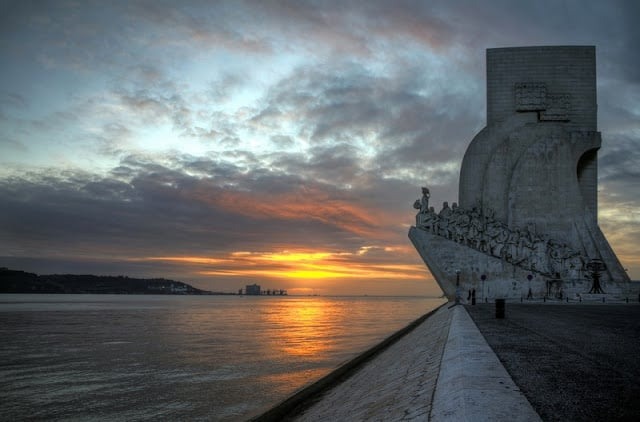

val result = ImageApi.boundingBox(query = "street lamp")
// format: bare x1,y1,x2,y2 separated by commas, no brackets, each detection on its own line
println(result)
455,269,461,305
587,259,606,294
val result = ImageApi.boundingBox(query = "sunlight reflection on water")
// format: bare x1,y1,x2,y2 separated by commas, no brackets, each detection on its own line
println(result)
0,294,444,421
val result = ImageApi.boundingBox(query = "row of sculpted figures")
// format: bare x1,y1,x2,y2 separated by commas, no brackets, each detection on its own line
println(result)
413,188,587,279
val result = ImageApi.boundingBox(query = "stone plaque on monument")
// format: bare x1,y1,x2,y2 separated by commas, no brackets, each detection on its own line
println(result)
515,82,546,111
540,93,571,121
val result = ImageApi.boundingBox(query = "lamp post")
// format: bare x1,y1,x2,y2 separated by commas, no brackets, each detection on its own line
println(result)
455,269,461,305
587,259,606,294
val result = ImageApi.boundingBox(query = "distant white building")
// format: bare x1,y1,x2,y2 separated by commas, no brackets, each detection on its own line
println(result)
245,284,261,295
171,284,188,293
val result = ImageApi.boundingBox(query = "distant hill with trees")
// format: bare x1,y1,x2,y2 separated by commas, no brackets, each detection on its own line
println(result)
0,267,208,294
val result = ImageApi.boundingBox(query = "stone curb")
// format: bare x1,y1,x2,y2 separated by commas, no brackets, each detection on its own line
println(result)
430,306,541,421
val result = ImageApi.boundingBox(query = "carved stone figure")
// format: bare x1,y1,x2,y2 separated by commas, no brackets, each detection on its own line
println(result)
413,187,432,226
531,236,549,274
467,208,483,248
505,228,521,263
438,202,452,239
418,207,437,232
455,207,469,244
420,187,430,212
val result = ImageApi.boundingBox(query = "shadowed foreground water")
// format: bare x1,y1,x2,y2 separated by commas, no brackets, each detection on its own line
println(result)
0,294,443,421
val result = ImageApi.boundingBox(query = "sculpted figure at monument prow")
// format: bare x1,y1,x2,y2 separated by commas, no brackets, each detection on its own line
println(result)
410,46,632,300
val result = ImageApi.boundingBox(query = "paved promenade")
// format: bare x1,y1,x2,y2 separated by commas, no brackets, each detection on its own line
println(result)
466,303,640,421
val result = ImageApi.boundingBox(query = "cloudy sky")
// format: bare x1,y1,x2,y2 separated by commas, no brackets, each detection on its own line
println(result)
1,0,638,295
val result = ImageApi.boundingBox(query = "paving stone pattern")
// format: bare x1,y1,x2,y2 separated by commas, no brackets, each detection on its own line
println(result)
466,304,640,421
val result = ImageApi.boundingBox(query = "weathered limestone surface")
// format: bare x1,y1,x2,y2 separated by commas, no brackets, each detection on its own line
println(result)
411,46,632,300
409,226,550,300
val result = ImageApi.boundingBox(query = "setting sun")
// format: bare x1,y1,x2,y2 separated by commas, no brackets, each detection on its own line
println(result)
131,248,432,294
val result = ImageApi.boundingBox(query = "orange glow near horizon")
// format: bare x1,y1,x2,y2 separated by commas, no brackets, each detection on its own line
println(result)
133,248,429,286
137,256,232,265
191,186,392,238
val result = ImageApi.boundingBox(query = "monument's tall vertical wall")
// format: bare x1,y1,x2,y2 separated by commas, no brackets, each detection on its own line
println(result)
486,46,596,130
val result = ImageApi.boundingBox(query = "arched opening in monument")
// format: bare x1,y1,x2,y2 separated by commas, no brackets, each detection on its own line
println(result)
577,148,598,222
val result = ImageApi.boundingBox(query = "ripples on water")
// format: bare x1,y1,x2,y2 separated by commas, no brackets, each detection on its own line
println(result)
0,294,444,421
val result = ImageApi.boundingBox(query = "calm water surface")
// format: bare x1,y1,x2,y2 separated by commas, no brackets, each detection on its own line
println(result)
0,294,444,421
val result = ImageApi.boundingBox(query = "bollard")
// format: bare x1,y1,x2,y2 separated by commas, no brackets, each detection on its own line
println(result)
602,296,605,303
543,296,546,303
566,297,569,303
495,298,505,319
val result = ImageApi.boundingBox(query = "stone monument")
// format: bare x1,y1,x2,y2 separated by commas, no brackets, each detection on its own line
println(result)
409,46,632,300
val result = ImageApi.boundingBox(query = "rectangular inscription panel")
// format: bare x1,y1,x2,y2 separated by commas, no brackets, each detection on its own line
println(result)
540,93,571,121
515,82,546,111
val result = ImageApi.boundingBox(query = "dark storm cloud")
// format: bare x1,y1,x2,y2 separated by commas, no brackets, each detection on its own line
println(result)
253,64,388,143
0,0,270,76
250,58,481,202
255,62,479,152
125,0,272,54
599,136,640,206
245,0,462,56
0,153,403,263
267,143,363,187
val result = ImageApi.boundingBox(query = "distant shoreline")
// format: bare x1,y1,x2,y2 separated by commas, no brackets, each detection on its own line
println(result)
0,267,217,295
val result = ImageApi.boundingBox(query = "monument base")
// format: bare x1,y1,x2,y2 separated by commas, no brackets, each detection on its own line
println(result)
409,226,637,301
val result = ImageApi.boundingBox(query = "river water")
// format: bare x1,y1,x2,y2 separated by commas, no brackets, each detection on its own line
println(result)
0,294,444,421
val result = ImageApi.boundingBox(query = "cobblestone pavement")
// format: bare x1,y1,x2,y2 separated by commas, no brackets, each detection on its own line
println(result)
466,304,640,421
293,305,452,421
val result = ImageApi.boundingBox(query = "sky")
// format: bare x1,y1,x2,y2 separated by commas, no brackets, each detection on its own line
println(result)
1,0,638,296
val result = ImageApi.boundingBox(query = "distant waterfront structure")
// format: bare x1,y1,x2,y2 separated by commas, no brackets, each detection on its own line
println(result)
409,46,635,301
245,284,261,295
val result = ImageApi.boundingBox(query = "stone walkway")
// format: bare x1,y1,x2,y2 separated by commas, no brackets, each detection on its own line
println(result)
466,303,640,421
431,305,539,421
